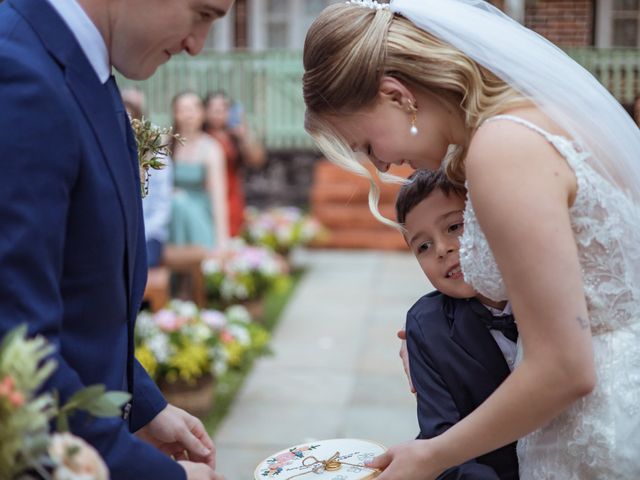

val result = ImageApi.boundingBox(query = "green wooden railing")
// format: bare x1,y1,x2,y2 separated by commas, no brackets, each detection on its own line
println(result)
117,48,640,151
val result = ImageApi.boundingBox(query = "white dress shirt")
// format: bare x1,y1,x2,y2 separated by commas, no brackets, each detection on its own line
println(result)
45,0,110,83
484,302,518,372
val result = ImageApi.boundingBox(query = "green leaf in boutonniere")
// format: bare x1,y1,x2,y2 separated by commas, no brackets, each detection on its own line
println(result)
130,116,184,198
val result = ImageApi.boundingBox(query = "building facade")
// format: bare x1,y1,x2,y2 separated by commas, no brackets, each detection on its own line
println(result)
117,1,637,209
206,0,640,50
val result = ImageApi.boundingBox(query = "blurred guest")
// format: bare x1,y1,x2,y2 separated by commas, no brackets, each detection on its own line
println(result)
204,91,265,237
122,87,173,268
171,91,229,249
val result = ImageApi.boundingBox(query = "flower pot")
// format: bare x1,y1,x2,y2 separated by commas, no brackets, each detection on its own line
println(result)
159,374,215,417
242,299,265,322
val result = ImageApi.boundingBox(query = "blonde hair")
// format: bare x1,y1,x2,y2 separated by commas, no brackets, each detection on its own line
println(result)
303,3,528,227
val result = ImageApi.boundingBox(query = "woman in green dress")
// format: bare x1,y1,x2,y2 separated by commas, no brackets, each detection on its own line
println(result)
170,91,229,250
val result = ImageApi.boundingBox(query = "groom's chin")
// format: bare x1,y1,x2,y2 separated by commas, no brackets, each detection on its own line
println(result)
114,62,160,82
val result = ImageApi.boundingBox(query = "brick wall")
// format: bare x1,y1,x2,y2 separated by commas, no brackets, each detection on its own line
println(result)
234,0,248,49
525,0,594,46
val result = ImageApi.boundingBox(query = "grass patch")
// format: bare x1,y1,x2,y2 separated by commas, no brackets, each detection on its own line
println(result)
202,268,304,434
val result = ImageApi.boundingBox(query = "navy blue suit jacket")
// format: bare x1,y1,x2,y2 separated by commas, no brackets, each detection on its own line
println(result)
406,291,519,479
0,1,184,478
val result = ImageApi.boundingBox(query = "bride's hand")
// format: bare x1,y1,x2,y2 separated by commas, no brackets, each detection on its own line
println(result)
366,439,446,480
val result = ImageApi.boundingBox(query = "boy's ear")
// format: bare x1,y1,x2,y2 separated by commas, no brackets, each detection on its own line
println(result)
379,76,414,110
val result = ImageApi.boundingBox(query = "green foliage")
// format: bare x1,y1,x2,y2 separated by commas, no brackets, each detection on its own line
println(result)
0,325,130,479
130,116,182,197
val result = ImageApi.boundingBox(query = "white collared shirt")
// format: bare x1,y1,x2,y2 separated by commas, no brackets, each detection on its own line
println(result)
45,0,110,83
484,302,518,372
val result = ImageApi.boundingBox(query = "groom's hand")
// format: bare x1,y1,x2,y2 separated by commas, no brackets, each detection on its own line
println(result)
136,404,216,469
397,329,416,394
179,461,225,480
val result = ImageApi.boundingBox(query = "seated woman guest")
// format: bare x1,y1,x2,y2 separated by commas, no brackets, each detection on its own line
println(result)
169,91,229,250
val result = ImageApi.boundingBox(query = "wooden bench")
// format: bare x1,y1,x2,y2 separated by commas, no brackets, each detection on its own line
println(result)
143,266,170,312
310,160,413,250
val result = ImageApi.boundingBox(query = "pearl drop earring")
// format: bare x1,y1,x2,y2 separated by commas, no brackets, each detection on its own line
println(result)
408,102,418,136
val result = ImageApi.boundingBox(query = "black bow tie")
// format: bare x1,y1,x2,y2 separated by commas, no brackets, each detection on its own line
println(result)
468,299,519,342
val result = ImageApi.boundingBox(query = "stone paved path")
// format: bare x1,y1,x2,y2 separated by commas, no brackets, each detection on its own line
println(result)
214,249,433,479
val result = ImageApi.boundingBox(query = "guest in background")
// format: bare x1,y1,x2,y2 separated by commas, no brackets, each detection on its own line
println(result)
170,91,229,250
122,87,173,267
204,91,265,237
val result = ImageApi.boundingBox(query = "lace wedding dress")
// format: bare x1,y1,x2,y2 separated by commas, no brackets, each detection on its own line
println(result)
459,114,640,479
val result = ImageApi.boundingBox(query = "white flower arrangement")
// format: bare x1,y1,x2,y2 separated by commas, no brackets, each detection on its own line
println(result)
135,302,270,382
243,207,325,255
202,239,289,305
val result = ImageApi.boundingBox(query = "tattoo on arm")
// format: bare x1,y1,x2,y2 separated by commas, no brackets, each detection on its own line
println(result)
576,316,590,330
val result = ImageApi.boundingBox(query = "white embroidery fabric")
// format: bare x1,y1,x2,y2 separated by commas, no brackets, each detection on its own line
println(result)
459,115,640,478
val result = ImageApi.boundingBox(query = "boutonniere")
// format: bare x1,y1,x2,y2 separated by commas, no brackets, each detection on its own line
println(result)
130,117,183,198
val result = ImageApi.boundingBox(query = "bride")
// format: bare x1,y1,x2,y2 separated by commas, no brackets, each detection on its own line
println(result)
302,0,640,478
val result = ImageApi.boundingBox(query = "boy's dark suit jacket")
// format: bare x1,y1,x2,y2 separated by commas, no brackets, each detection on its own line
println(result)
406,291,519,479
0,0,184,478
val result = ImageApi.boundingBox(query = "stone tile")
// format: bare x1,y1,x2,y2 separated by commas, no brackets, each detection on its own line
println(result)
341,405,418,446
236,363,354,407
215,404,346,446
349,373,416,407
215,250,431,477
258,340,361,370
214,444,285,480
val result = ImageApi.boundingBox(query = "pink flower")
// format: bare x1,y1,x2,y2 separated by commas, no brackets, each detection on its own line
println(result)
154,309,181,332
201,310,226,330
220,330,235,344
8,391,24,408
175,315,190,329
49,432,110,480
274,451,297,464
0,375,15,396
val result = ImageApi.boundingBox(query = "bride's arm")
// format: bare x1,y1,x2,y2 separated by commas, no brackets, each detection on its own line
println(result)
371,120,595,479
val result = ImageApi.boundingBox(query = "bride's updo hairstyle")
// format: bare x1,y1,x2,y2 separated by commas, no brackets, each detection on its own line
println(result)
303,2,526,225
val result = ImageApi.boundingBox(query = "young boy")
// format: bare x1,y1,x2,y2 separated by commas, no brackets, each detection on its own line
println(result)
396,169,519,480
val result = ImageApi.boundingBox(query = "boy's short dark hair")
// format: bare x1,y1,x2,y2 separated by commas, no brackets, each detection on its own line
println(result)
396,169,467,224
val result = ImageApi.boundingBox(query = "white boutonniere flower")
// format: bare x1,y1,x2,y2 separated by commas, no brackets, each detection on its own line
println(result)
130,117,183,198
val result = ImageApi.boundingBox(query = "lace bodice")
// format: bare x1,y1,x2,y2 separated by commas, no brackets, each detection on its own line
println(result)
458,115,640,479
459,115,640,335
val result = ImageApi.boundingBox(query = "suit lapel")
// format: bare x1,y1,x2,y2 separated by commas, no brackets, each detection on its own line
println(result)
447,298,511,383
67,70,139,302
12,0,139,312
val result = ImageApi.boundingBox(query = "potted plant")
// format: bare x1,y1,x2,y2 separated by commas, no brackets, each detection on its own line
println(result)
201,239,289,320
243,206,325,258
135,300,224,417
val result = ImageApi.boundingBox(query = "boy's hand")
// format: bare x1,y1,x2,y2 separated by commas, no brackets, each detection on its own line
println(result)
397,329,416,394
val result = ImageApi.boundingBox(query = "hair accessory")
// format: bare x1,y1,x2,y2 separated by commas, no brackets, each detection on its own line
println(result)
346,0,390,11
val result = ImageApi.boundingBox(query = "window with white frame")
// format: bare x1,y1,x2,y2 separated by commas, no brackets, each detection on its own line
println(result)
249,0,340,50
597,0,640,47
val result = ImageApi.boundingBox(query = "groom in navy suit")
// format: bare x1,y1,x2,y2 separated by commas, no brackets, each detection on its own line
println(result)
396,170,519,479
0,0,232,478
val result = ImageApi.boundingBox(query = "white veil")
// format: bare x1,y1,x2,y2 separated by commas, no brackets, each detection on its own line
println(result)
390,0,640,202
